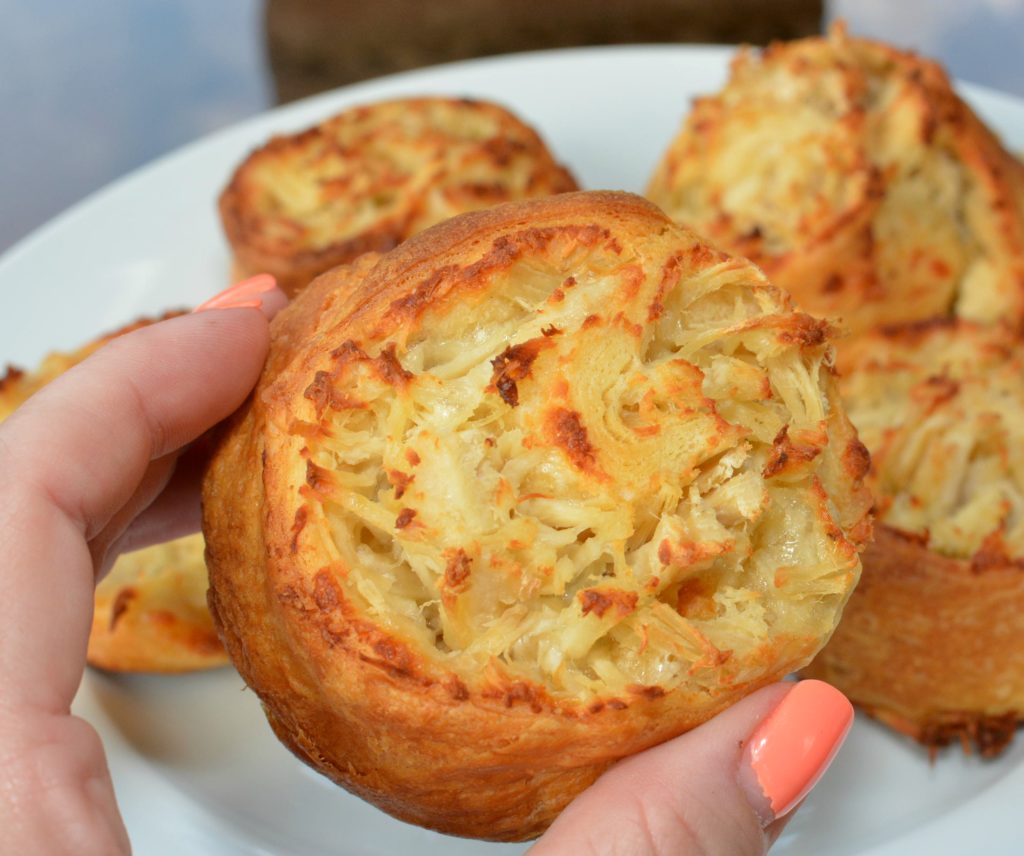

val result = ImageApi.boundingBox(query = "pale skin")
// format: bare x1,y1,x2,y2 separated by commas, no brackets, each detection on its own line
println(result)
0,292,820,854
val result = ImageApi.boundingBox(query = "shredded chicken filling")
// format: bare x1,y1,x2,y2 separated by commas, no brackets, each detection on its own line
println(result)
842,324,1024,560
301,237,859,698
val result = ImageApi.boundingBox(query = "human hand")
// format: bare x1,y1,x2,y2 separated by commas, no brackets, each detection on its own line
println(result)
0,273,852,855
531,678,852,855
0,274,286,854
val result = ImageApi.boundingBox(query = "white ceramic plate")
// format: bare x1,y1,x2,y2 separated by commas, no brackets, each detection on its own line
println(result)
5,45,1024,855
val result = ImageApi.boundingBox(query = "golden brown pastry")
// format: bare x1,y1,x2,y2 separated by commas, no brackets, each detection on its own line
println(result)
647,25,1024,336
202,191,872,839
220,96,578,297
86,533,225,672
804,319,1024,755
0,318,227,673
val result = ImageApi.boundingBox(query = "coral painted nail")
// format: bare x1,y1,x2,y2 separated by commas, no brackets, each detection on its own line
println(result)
193,274,286,318
742,680,854,825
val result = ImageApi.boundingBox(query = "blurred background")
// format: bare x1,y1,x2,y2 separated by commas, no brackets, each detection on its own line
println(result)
2,0,1023,254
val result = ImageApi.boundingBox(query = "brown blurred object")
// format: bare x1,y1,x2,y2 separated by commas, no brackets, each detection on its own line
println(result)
266,0,823,102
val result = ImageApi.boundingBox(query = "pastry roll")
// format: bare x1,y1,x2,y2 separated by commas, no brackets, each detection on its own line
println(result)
647,25,1024,336
202,191,872,839
220,97,578,297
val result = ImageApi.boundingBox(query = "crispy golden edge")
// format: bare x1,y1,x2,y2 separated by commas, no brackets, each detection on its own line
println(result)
220,97,578,297
204,191,871,839
804,525,1024,756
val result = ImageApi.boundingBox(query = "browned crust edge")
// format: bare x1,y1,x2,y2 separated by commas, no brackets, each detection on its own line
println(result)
804,523,1024,758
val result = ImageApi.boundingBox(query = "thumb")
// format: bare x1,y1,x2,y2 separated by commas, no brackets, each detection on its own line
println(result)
530,680,853,856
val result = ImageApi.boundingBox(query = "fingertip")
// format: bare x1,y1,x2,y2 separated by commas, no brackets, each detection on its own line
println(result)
531,683,796,856
193,274,289,321
740,680,853,826
530,679,854,856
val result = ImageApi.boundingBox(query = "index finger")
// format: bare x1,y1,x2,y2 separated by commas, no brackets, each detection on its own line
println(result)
0,296,281,714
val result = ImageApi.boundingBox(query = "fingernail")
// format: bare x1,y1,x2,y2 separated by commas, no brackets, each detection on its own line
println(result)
740,680,853,826
193,274,287,319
